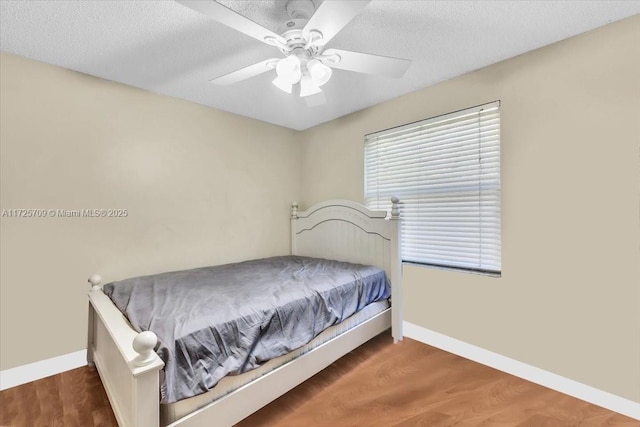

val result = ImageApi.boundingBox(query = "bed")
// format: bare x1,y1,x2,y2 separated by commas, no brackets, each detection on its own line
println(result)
87,198,402,427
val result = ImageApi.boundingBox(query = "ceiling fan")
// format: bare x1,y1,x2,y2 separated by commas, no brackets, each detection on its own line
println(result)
175,0,411,100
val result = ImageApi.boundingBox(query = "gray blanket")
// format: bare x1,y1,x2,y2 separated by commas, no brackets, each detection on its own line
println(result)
103,256,390,403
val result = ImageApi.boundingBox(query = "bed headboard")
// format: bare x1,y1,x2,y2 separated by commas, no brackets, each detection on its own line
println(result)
291,198,403,341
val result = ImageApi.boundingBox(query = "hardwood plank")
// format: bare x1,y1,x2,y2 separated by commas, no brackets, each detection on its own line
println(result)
0,334,636,426
0,366,117,427
237,334,638,427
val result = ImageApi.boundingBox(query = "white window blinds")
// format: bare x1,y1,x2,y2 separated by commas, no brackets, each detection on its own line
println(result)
365,101,501,274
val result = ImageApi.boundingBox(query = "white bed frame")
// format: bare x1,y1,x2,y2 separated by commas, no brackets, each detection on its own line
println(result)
87,198,402,427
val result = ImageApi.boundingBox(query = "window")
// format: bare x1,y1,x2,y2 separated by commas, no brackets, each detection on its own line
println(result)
365,101,501,274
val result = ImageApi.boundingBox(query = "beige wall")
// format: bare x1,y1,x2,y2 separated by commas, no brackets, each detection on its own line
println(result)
0,53,301,370
300,16,640,403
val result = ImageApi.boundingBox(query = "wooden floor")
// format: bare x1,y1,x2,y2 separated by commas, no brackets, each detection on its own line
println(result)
0,334,636,426
0,362,117,427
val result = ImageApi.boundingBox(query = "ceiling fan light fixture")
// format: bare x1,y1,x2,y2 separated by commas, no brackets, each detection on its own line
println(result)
307,59,332,86
299,74,322,97
276,56,302,84
272,76,293,94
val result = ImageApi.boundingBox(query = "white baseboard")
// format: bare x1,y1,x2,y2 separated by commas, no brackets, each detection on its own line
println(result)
0,349,87,391
403,321,640,421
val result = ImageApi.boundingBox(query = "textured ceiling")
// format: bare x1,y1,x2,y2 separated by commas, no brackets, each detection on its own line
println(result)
1,1,639,130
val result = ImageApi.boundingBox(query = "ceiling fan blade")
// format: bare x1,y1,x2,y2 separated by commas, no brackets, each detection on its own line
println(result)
323,48,411,79
303,0,371,46
210,58,279,85
176,0,286,45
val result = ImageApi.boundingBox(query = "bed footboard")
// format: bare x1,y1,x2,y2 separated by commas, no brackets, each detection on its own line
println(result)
88,275,164,427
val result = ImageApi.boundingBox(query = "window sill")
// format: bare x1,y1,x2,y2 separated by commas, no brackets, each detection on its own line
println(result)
403,261,501,278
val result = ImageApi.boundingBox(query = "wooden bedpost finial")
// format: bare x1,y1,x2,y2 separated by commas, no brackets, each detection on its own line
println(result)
390,196,400,219
291,202,299,219
132,331,158,367
88,274,102,291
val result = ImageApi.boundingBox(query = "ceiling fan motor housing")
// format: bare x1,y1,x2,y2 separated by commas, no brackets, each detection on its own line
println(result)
286,0,315,20
278,0,315,34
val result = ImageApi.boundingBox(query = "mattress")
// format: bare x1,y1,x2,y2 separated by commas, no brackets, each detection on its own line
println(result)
161,299,390,425
103,256,391,403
